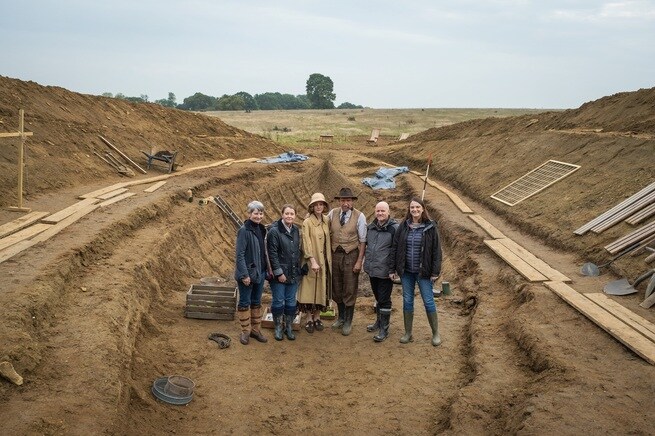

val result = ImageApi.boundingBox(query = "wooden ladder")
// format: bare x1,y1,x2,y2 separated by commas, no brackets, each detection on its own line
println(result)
212,195,243,230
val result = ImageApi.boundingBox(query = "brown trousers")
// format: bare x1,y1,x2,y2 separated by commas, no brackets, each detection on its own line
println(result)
331,247,360,307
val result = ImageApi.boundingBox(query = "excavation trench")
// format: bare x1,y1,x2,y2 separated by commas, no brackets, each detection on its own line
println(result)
2,159,557,434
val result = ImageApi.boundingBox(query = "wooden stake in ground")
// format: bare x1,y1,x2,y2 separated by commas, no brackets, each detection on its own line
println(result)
421,154,432,201
0,109,34,212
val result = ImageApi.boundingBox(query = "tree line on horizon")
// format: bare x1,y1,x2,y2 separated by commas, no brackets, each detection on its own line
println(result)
101,73,363,112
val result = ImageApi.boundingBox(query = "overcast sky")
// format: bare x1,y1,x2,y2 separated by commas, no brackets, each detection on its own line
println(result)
2,1,654,108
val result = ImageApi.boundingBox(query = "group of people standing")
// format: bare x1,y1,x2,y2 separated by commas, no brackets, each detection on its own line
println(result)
233,187,443,347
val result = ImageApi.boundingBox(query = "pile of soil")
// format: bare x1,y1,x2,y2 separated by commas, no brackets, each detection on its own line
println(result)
0,77,653,435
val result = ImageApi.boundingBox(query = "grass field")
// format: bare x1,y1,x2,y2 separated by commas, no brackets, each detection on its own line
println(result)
206,107,552,146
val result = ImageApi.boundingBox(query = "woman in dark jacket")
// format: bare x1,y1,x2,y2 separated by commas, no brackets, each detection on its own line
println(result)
390,197,442,346
266,204,302,341
234,200,268,345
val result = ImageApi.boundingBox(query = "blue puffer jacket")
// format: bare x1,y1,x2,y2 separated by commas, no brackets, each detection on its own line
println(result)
391,219,442,278
234,219,267,283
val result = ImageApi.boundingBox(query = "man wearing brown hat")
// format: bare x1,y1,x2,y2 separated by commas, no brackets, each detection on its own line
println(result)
328,187,367,335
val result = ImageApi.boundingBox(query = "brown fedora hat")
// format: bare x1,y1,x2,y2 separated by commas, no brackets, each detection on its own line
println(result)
334,187,358,200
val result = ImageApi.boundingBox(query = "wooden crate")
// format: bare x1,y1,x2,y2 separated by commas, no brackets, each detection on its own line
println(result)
261,306,301,331
185,284,236,320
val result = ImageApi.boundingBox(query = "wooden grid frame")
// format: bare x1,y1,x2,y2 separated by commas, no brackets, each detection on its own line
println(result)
491,160,580,206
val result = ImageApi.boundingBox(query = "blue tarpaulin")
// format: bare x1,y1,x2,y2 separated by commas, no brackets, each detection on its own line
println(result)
362,166,409,190
257,151,309,164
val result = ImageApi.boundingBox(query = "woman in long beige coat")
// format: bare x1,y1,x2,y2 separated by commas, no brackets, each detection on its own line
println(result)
297,193,332,333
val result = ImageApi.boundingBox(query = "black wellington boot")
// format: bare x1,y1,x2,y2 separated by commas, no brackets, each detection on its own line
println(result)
366,306,380,332
341,305,355,336
273,314,284,341
373,308,391,342
331,302,346,330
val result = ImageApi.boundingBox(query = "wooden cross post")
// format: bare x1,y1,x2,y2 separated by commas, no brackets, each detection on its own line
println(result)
0,109,34,212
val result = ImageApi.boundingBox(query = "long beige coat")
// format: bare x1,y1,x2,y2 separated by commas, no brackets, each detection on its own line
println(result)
297,213,332,306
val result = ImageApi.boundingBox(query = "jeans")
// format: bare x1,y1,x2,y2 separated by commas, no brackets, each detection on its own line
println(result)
269,281,299,316
401,272,436,313
237,276,265,309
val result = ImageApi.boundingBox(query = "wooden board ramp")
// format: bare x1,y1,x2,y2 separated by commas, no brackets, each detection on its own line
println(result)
484,239,549,282
496,238,571,282
33,204,100,243
0,239,38,264
144,181,166,193
99,192,136,208
41,198,100,224
0,223,52,252
79,183,127,200
585,293,655,341
468,214,507,239
545,281,655,365
0,211,50,239
97,188,129,200
409,170,474,214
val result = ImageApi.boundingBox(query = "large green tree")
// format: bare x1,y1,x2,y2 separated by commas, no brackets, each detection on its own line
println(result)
306,73,336,109
178,92,216,111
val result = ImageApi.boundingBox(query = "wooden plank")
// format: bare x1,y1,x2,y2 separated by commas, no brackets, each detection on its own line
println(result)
0,239,38,264
144,181,166,193
605,221,655,254
544,281,655,365
79,183,127,199
99,192,135,208
468,214,507,239
641,293,655,309
590,191,655,233
32,204,99,243
585,293,655,340
484,239,548,281
626,202,655,225
0,211,50,238
410,171,474,213
185,305,235,314
0,223,52,251
0,131,33,138
630,234,655,257
41,198,100,224
574,181,655,235
97,188,129,200
98,135,147,174
225,157,260,167
184,311,234,320
496,238,571,282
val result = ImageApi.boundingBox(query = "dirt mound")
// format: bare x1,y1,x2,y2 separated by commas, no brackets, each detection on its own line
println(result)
0,75,284,209
389,87,655,280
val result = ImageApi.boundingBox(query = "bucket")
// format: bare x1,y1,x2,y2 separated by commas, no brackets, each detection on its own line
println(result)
441,281,451,296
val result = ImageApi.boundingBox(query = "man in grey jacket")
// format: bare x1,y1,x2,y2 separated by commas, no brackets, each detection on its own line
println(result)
363,201,398,342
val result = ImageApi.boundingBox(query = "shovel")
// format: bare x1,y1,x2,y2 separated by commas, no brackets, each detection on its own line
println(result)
580,243,640,277
603,268,655,296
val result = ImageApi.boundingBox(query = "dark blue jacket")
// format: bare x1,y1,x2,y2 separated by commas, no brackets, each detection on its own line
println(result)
234,219,267,283
391,219,442,278
266,219,302,284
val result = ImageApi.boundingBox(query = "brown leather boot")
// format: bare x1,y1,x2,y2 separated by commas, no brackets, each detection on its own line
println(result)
249,305,268,343
238,307,251,345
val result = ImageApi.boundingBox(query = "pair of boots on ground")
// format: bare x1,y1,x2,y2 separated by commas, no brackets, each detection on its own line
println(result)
366,306,442,346
238,305,271,345
331,302,355,336
271,307,296,341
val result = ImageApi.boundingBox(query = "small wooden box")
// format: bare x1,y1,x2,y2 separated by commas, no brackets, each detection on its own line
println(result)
185,284,236,320
261,306,301,331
